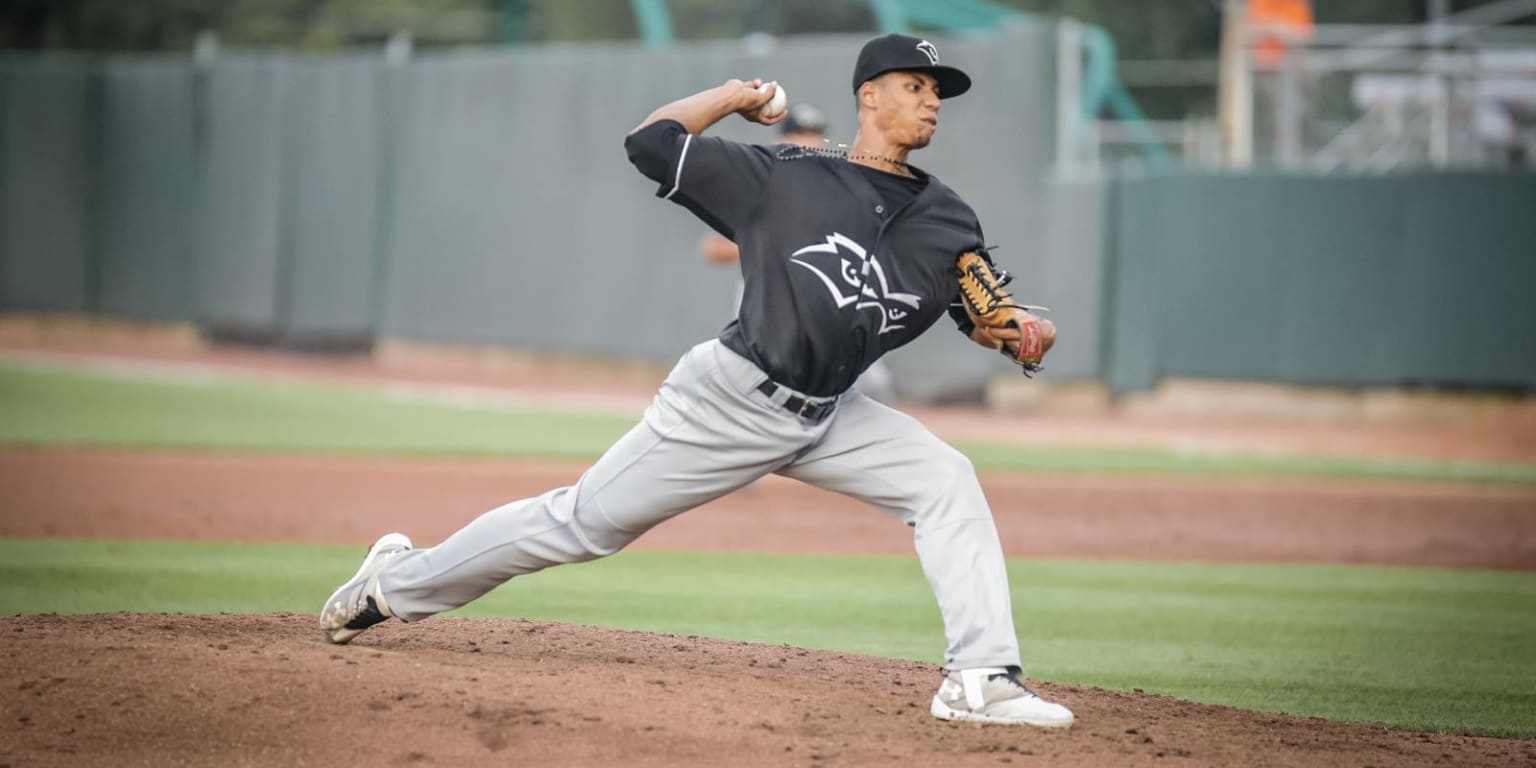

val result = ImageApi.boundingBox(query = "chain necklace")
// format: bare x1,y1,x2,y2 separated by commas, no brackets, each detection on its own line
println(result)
793,142,916,177
848,153,914,175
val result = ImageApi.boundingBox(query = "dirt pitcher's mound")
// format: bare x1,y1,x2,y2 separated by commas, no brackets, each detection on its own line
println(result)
2,614,1530,767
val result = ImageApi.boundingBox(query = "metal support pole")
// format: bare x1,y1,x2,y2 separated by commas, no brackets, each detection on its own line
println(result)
867,0,911,35
1427,0,1450,165
1429,80,1450,165
497,0,528,43
1218,0,1253,168
631,0,675,47
1055,20,1086,177
1276,49,1302,165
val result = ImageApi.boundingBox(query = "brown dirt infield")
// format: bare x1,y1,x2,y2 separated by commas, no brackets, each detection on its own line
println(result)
3,450,1534,569
3,335,1536,765
5,614,1534,768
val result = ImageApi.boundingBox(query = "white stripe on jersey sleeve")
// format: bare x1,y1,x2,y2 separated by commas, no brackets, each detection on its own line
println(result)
663,133,694,200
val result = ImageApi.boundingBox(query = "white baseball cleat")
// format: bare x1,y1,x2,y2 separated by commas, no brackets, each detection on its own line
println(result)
319,533,413,644
930,667,1075,728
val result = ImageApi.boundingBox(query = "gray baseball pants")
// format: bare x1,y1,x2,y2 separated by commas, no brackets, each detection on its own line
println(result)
377,338,1022,670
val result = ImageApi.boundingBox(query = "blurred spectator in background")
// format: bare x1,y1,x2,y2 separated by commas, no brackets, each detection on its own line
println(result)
1247,0,1314,68
1474,56,1536,168
699,103,899,404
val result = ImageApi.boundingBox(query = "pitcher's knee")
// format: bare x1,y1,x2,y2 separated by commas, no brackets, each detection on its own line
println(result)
908,447,986,522
934,445,979,491
569,505,645,559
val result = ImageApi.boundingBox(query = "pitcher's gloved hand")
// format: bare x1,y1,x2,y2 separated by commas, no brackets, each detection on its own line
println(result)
955,250,1055,375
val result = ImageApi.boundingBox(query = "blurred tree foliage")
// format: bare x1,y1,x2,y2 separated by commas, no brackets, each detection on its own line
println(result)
5,0,1518,124
0,0,500,50
9,0,1520,52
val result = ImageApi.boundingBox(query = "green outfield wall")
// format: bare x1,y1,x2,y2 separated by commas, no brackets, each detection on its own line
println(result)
1103,172,1536,394
1,28,1532,397
98,56,198,321
0,55,95,313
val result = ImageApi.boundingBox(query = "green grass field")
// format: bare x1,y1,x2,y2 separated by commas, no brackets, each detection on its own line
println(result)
2,539,1533,738
3,362,1534,484
3,359,1535,739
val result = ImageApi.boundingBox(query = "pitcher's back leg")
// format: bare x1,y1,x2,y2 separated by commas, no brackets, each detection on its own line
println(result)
374,341,813,623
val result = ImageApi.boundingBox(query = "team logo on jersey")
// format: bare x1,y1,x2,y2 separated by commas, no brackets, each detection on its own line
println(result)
789,233,921,335
916,40,941,65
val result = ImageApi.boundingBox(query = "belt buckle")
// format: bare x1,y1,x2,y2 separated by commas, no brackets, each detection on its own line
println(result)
797,396,833,422
796,397,817,419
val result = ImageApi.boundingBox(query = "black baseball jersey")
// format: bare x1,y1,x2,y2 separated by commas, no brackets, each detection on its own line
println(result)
626,119,985,397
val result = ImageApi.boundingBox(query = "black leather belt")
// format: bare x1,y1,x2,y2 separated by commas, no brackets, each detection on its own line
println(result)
756,380,837,422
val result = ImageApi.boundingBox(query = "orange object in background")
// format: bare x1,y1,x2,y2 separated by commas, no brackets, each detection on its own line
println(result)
1249,0,1314,65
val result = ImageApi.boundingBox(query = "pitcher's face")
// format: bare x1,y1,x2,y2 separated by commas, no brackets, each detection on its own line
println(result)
868,72,941,149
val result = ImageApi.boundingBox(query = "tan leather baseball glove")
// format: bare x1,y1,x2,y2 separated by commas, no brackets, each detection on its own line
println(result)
955,251,1056,375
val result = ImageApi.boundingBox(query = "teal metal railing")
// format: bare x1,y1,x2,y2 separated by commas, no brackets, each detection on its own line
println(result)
624,0,1167,168
1078,24,1172,170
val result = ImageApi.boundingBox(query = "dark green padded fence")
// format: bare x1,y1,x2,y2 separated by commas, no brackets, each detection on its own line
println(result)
2,29,1532,396
97,56,197,321
191,54,289,339
0,56,94,312
278,55,386,348
1104,172,1536,394
0,26,1058,401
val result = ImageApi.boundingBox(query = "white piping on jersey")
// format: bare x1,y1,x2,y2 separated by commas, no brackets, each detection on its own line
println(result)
663,133,695,200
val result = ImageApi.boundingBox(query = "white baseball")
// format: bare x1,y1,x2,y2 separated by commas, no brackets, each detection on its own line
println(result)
756,81,787,119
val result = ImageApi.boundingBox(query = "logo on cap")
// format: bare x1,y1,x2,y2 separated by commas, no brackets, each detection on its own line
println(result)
916,40,940,65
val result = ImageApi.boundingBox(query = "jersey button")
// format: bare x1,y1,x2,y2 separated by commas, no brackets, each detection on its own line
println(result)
875,205,885,214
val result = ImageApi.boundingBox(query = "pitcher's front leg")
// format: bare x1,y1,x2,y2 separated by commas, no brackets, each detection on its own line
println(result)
776,393,1021,670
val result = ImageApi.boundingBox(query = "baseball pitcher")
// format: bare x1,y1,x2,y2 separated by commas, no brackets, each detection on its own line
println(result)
321,33,1069,728
698,102,901,405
